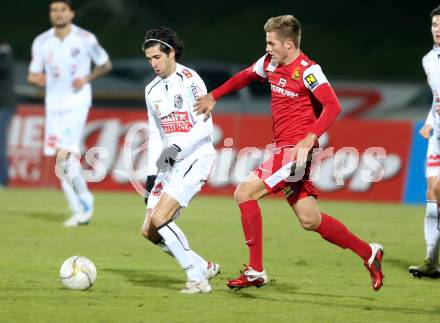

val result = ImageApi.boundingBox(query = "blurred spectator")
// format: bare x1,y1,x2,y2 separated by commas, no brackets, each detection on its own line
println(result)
0,43,16,188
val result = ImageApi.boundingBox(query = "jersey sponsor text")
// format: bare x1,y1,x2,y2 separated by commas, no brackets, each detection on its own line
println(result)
160,111,193,134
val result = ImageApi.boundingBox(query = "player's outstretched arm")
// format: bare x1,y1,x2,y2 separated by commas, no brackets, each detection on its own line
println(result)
193,66,261,117
193,92,216,118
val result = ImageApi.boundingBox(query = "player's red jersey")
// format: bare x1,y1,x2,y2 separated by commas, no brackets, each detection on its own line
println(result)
212,51,341,147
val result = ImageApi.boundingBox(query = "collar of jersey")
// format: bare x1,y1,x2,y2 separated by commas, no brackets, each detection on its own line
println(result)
161,63,184,82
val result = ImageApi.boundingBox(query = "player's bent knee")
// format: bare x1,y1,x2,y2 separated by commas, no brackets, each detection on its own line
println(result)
433,184,440,200
55,150,74,176
234,187,251,203
296,212,320,231
140,221,149,238
141,231,159,242
299,219,318,231
141,228,150,239
56,149,71,162
141,223,160,242
234,182,260,203
150,211,170,228
427,190,436,201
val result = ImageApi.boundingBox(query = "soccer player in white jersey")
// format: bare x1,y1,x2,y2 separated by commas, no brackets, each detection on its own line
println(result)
141,27,219,294
409,6,440,278
27,0,112,227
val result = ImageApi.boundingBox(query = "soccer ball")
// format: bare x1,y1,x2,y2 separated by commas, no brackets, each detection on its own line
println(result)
60,256,97,290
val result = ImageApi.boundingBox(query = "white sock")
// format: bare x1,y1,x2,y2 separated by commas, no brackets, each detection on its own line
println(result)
424,201,440,264
189,250,208,273
157,221,205,282
156,239,173,256
155,209,208,272
60,178,81,214
58,154,94,208
156,239,208,274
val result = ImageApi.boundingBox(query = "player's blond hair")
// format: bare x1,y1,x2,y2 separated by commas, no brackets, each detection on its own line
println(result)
264,15,301,48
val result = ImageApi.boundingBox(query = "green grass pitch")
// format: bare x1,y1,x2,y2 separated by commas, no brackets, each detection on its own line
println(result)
1,188,440,322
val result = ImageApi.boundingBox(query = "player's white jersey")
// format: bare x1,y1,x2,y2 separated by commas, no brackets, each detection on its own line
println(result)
29,24,109,108
145,63,215,175
423,47,440,134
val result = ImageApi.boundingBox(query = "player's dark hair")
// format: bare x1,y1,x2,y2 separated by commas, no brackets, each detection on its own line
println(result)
142,27,184,61
50,0,73,10
264,15,301,48
431,5,440,18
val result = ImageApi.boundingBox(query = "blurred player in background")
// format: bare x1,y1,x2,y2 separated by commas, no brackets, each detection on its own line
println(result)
141,27,219,294
409,6,440,278
27,0,111,227
194,15,384,291
0,43,15,188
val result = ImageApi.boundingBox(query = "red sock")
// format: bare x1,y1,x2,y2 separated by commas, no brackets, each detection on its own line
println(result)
316,213,371,262
239,200,263,272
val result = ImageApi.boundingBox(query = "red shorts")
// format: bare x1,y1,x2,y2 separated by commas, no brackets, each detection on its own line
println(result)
254,146,318,205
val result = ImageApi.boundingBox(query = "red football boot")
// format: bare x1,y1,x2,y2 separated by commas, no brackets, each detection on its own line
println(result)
227,265,268,290
364,243,384,291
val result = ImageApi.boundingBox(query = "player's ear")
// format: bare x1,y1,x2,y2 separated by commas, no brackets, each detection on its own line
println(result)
169,48,176,60
285,39,295,50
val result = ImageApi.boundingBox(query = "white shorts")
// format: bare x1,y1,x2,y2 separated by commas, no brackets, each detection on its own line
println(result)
147,153,215,209
426,135,440,178
44,104,90,156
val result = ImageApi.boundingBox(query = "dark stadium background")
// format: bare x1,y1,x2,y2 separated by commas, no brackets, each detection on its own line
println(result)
0,0,438,81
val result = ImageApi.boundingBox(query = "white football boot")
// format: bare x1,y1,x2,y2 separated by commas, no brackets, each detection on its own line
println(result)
204,261,221,280
180,280,212,294
63,198,93,227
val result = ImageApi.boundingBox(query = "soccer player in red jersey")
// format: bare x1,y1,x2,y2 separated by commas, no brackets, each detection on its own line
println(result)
194,15,384,291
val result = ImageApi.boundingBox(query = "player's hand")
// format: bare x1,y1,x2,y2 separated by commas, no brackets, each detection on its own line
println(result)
32,73,46,87
156,144,181,170
72,77,88,90
193,92,215,118
292,133,317,168
419,124,433,139
36,73,46,87
144,175,157,205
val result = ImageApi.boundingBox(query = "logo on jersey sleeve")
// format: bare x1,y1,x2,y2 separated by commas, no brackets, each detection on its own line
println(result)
301,60,309,67
182,69,193,78
305,73,319,89
174,94,183,109
190,83,202,100
291,67,300,80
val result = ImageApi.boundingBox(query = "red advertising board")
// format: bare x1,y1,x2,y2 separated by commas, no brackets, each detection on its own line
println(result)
314,119,411,201
8,105,411,202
